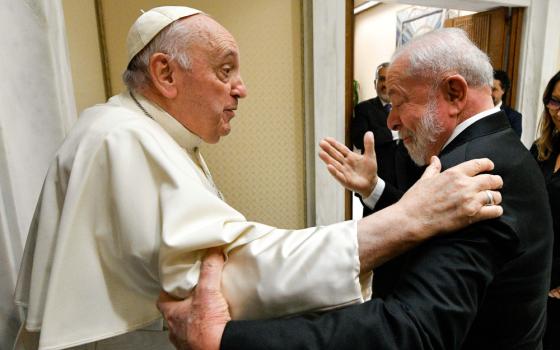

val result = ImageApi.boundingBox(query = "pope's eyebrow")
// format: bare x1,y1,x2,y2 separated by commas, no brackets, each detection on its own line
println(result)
216,46,237,59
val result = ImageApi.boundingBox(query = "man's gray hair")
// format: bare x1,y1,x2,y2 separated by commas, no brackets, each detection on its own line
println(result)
375,62,389,80
391,28,493,89
122,20,195,91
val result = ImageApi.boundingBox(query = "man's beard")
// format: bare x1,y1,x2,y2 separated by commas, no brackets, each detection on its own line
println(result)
401,98,444,166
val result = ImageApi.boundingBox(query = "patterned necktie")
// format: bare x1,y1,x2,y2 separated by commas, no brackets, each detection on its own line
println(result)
384,103,392,114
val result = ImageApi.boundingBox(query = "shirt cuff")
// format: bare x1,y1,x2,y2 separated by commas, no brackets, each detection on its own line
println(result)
362,178,385,210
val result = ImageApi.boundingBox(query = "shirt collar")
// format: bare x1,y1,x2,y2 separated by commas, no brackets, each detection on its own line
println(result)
123,91,202,152
442,106,500,150
496,100,503,109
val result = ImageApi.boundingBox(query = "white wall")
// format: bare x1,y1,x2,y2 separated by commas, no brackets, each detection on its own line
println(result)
519,0,560,146
312,0,348,224
354,3,408,102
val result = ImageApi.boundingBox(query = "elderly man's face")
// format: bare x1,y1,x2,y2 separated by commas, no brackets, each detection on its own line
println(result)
386,59,455,165
173,18,247,144
375,67,389,103
491,79,504,106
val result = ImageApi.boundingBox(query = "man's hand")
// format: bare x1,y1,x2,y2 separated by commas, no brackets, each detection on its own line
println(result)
319,131,378,198
398,156,503,238
549,286,560,299
157,248,230,350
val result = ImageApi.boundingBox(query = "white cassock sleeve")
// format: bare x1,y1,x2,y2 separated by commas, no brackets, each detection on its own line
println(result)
101,123,371,319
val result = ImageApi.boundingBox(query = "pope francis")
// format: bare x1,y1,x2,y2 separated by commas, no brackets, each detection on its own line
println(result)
13,6,503,350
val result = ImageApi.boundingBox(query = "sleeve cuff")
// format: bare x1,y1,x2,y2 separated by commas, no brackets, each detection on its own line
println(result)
362,178,385,210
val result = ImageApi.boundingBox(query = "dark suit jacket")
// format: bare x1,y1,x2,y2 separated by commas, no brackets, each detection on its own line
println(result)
531,140,560,288
500,104,522,137
352,97,397,184
531,139,560,349
222,112,553,350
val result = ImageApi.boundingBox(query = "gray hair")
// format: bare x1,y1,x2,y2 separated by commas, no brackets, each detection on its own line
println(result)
122,19,196,91
391,28,493,90
375,62,389,80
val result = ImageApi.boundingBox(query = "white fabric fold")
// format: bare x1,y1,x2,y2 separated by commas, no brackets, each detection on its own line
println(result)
14,92,371,350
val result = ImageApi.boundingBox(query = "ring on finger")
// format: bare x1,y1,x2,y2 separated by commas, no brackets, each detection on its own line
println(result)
485,190,494,206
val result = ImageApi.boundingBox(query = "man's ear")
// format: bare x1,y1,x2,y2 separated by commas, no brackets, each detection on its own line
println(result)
148,53,178,99
441,74,468,114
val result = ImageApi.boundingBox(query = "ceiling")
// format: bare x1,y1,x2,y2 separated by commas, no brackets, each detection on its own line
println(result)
354,0,529,12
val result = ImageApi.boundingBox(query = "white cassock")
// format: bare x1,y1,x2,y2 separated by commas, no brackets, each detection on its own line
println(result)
13,92,372,350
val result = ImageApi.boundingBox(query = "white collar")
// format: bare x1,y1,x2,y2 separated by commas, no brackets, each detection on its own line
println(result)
442,106,501,150
122,91,202,153
496,100,503,109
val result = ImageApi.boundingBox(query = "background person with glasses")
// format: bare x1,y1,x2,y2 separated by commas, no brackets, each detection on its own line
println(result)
531,70,560,350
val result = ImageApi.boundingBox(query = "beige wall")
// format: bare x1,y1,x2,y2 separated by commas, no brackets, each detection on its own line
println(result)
61,0,106,113
558,37,560,70
92,0,306,228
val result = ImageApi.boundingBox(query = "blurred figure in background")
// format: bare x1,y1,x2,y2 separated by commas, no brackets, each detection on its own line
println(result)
492,69,522,137
351,63,398,193
531,70,560,350
351,62,421,217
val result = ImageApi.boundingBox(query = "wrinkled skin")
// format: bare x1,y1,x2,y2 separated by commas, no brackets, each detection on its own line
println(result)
157,248,229,350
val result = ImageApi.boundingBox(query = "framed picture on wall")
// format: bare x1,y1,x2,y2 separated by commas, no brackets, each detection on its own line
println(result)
396,7,444,47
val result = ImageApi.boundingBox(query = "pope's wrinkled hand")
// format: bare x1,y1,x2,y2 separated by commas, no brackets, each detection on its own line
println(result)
157,248,230,350
397,156,503,239
319,131,503,231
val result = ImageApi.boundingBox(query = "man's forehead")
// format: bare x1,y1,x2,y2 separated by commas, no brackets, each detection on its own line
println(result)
387,67,433,100
386,64,405,91
185,18,239,59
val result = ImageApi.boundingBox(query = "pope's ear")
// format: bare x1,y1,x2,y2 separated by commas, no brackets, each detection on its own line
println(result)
148,53,178,99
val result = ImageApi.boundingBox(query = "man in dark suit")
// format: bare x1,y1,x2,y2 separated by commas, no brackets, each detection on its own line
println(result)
156,28,552,350
492,69,522,137
351,62,398,185
352,63,421,217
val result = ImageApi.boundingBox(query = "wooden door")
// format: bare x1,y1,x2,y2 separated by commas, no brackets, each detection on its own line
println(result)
444,7,524,107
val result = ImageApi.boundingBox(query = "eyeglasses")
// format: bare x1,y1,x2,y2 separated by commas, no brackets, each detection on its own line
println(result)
547,98,560,111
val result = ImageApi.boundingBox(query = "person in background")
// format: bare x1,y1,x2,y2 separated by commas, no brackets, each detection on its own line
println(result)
351,63,399,197
12,6,503,350
352,62,421,217
531,70,560,350
492,69,522,137
351,63,394,152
